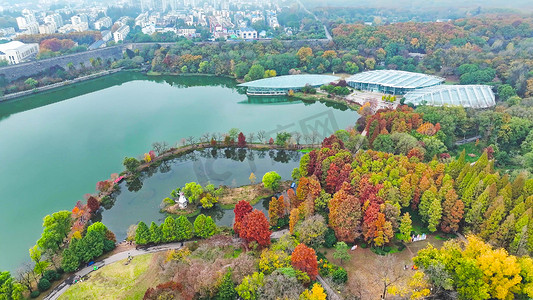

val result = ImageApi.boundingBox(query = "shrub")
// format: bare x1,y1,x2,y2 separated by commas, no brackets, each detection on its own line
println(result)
43,269,60,282
332,268,348,284
30,291,40,298
103,239,116,252
38,278,51,291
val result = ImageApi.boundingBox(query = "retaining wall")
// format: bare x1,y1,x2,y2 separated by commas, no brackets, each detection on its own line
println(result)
0,46,124,82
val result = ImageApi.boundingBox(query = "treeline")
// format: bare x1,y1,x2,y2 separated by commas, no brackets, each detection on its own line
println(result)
359,104,533,173
124,41,372,77
15,31,102,46
134,214,216,245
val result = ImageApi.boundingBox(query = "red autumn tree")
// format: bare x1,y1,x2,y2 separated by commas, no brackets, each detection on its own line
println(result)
362,202,380,243
407,148,424,160
96,180,113,192
233,200,253,234
269,138,274,145
291,243,318,280
87,196,100,212
440,189,464,233
328,184,362,242
367,212,393,247
238,132,246,147
239,210,272,247
268,195,285,226
325,163,340,194
287,188,298,210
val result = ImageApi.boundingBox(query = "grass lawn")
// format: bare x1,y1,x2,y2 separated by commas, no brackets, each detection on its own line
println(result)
59,253,160,300
455,142,482,163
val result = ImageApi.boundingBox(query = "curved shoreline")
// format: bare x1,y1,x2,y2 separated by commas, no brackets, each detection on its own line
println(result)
98,142,314,200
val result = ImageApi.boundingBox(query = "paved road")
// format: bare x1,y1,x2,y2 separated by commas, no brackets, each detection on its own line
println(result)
44,242,184,300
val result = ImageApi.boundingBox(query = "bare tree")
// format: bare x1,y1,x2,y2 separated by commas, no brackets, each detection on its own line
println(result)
187,136,196,146
16,262,36,293
257,130,266,143
293,131,302,145
201,133,211,144
152,141,169,156
247,132,255,144
310,131,319,147
375,255,406,299
304,134,311,145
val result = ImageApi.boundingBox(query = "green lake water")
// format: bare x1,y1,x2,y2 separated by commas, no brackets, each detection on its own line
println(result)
0,72,359,271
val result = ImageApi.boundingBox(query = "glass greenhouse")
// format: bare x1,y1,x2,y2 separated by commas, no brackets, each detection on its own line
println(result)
404,85,495,108
347,70,445,94
238,74,338,95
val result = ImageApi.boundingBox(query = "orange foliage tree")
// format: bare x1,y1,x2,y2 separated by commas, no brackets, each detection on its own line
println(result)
268,195,286,226
233,200,253,234
291,243,318,280
328,183,362,242
239,210,272,247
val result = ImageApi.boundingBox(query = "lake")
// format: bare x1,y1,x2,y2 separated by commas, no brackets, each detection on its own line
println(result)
0,72,359,271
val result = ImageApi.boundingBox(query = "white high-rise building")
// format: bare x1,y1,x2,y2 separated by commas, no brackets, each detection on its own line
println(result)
44,14,64,28
71,14,88,25
16,17,27,30
39,23,56,34
94,16,112,30
24,22,39,34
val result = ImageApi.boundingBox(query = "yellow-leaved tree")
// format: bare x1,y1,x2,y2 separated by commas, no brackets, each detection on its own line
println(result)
464,236,522,300
299,283,327,300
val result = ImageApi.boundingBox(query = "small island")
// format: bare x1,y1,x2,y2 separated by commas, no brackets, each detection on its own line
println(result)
160,171,290,216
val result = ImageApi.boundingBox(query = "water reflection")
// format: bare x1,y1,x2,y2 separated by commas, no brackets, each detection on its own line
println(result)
101,148,301,240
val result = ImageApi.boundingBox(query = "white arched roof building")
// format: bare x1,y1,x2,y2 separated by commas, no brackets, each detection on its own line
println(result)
404,85,495,108
347,70,445,95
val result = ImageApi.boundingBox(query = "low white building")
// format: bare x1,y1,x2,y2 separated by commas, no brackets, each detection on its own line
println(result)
113,25,130,42
177,28,196,37
142,24,155,35
238,27,257,39
94,16,112,30
0,41,39,64
73,22,89,32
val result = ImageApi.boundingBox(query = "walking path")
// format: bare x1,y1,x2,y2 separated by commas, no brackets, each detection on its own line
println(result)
455,135,481,145
44,242,184,300
317,275,342,300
